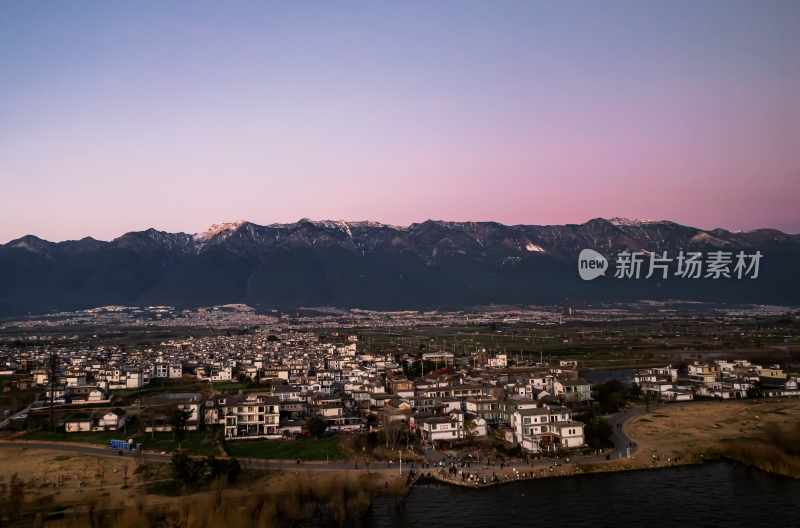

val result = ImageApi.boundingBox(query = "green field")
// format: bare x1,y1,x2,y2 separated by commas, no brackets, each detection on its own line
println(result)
139,431,220,456
22,430,220,456
224,437,344,461
111,379,247,400
22,430,124,445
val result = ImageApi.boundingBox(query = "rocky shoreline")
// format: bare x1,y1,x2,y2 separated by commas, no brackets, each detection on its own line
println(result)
409,452,708,489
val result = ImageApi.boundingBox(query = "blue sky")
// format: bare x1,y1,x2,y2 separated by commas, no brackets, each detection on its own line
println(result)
1,1,798,241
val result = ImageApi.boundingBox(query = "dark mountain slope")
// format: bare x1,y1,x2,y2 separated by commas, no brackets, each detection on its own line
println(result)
1,218,797,315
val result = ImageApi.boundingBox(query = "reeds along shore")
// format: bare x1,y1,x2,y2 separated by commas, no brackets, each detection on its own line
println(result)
711,422,800,479
32,472,408,528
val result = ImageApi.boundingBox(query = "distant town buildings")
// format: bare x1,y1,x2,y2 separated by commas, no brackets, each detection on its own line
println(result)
0,306,797,459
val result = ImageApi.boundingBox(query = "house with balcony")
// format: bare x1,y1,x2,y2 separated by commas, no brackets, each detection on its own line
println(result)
510,405,584,453
223,394,280,440
418,411,465,444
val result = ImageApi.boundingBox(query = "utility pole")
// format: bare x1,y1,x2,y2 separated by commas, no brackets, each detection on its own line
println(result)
48,349,58,432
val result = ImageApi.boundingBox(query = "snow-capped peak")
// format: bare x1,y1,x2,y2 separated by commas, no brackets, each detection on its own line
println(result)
609,217,652,227
525,241,545,253
194,221,247,242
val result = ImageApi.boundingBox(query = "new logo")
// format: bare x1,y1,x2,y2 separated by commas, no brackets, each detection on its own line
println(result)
578,249,608,280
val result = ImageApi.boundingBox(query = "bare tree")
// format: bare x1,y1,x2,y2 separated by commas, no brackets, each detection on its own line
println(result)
48,350,58,432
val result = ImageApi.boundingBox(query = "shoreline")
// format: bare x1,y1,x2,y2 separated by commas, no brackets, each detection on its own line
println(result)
411,455,703,490
411,455,800,491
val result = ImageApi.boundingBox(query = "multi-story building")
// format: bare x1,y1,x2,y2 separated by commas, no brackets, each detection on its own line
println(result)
510,405,585,453
418,411,465,443
223,394,280,440
465,397,501,424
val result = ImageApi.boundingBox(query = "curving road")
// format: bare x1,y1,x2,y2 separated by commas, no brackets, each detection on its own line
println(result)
607,405,644,459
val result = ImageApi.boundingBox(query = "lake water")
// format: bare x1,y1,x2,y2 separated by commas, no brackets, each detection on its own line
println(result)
583,368,634,384
368,462,800,527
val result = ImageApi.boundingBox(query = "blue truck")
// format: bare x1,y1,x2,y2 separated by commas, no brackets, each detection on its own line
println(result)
109,439,142,453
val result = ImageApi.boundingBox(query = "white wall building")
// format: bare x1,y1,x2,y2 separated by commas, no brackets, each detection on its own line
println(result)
224,394,280,440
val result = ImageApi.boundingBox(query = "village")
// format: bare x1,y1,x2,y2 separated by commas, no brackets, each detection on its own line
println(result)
1,316,798,466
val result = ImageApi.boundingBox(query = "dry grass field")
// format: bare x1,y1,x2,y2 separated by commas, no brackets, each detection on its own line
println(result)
0,448,144,507
625,399,800,476
0,446,407,526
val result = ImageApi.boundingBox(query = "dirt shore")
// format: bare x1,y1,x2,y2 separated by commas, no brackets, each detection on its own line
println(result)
624,398,800,463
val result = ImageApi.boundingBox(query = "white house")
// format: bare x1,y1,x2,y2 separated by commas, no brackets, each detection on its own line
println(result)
487,354,507,368
125,371,144,389
510,405,584,453
65,409,126,432
419,411,465,444
98,410,126,431
465,415,488,438
223,394,281,440
552,422,585,448
65,416,93,432
211,366,233,382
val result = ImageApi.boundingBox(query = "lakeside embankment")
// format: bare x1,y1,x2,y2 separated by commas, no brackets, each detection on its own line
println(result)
423,398,800,488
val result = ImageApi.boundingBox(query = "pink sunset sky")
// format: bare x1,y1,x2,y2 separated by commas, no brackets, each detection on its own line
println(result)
1,1,799,242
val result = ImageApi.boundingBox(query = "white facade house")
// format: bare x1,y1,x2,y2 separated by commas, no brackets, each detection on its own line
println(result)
552,422,585,448
65,410,126,433
634,365,679,385
465,415,488,437
511,405,585,453
419,411,465,443
65,374,86,387
65,417,92,432
153,363,183,379
224,394,280,440
487,354,507,368
211,366,233,382
125,371,144,389
98,410,126,431
177,399,204,431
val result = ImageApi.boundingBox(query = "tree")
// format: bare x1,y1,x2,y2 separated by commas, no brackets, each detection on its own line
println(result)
305,416,328,439
47,350,58,432
170,408,192,449
643,390,654,412
365,414,379,430
171,453,201,485
464,419,478,445
593,380,628,414
583,415,613,449
383,420,405,450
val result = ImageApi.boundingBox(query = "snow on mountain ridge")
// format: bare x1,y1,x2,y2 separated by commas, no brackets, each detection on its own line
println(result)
194,221,247,242
609,217,648,227
525,241,545,252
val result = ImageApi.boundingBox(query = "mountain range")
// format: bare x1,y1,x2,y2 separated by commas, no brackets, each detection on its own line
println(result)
2,218,798,316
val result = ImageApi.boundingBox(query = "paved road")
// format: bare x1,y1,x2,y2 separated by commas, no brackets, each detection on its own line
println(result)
0,441,173,463
0,398,37,430
607,405,644,459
